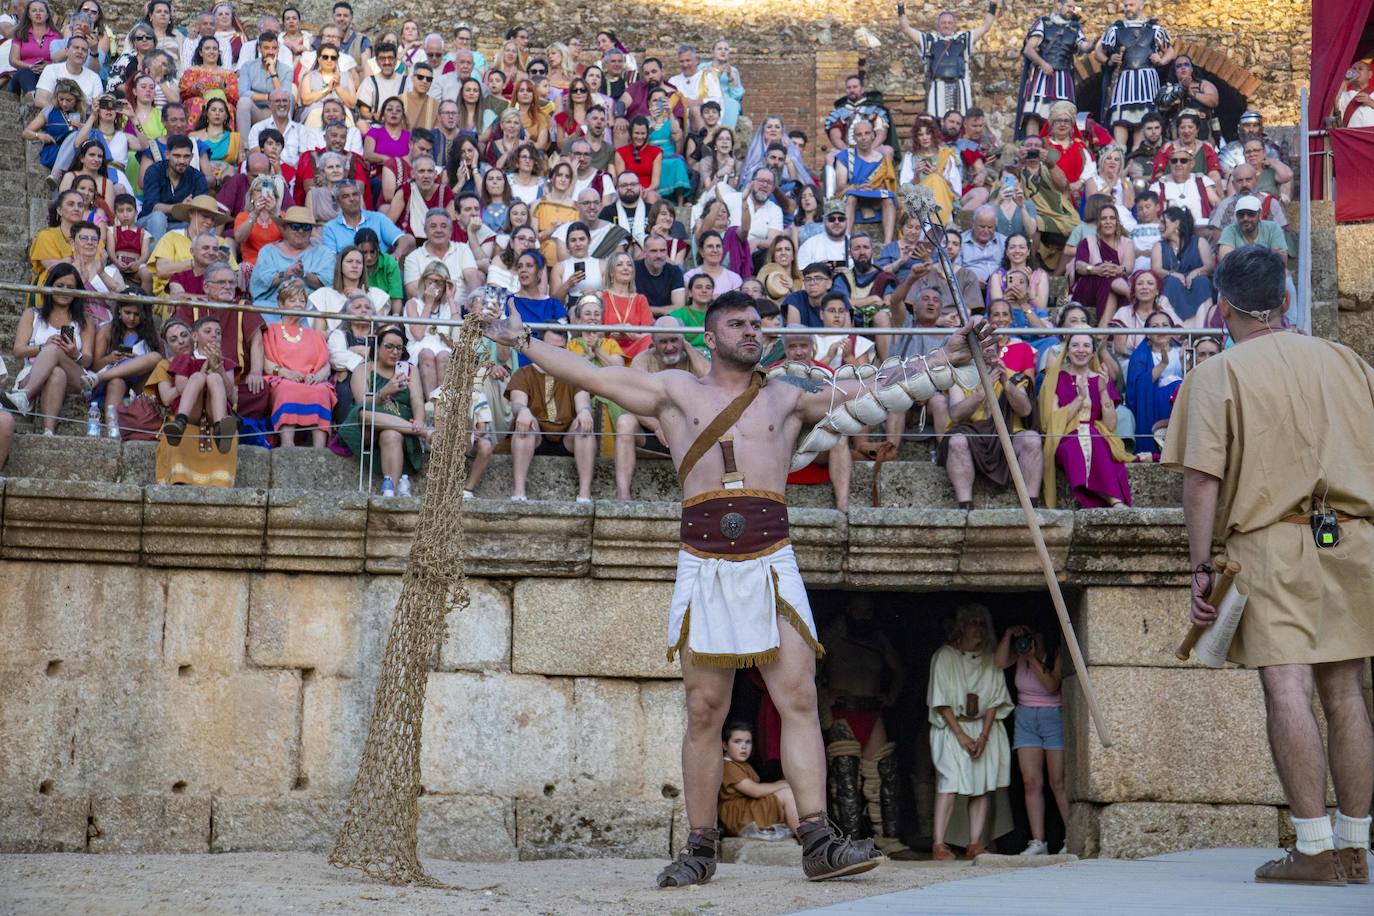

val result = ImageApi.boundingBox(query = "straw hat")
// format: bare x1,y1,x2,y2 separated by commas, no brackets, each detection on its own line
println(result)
169,194,231,225
279,206,318,227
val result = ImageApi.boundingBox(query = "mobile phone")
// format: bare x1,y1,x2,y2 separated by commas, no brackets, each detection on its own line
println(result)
61,325,75,342
1001,174,1017,194
574,260,585,275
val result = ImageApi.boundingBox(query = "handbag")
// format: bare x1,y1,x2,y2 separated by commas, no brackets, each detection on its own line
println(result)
116,395,164,442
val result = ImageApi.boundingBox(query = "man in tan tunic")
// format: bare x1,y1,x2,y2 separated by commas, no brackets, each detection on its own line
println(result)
1163,246,1374,886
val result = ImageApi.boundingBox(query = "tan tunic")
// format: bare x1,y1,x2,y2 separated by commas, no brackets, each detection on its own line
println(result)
1162,333,1374,666
717,760,786,836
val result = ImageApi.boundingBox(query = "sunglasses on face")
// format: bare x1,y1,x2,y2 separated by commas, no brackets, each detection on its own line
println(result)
286,222,312,231
319,53,338,61
134,33,153,41
413,74,432,82
826,214,846,222
1171,157,1191,164
570,88,587,95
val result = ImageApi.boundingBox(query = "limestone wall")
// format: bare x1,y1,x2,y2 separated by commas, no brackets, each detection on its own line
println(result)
3,475,1362,859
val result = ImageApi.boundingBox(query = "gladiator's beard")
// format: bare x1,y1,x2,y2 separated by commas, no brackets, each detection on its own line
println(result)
715,339,762,371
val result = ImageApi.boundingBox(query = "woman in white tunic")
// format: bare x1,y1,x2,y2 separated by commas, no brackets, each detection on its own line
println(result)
927,603,1013,860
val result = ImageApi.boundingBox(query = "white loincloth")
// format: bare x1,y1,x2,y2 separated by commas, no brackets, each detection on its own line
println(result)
666,544,823,668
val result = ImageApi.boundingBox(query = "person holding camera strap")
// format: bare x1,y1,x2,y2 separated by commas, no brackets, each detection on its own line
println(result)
1163,246,1374,886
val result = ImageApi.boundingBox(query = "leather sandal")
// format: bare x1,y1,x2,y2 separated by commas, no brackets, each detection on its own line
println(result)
965,842,987,860
656,826,720,888
798,812,881,881
214,416,237,454
931,841,957,861
161,415,187,447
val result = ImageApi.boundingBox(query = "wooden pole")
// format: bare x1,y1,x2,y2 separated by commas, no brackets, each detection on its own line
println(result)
931,235,1115,748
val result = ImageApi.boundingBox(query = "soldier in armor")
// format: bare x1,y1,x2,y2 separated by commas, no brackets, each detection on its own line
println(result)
1019,1,1094,135
898,3,998,119
1219,111,1282,177
1095,0,1174,148
824,73,894,164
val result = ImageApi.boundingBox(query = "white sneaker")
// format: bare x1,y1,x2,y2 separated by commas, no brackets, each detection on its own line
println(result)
2,388,31,415
1058,844,1069,855
1019,839,1048,856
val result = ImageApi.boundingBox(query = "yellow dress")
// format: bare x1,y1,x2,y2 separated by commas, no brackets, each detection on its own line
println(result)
533,198,579,264
718,760,786,836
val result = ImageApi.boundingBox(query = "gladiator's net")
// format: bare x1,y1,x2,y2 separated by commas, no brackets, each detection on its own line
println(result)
328,297,493,887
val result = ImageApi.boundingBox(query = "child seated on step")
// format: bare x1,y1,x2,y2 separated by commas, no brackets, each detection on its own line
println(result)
718,721,799,841
162,315,238,454
105,194,153,293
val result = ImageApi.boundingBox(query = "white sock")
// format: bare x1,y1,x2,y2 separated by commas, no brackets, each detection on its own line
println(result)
1292,814,1335,855
1335,811,1372,850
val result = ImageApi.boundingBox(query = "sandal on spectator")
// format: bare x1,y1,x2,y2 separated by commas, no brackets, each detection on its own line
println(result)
214,416,238,454
162,414,188,446
1,388,30,415
80,370,99,392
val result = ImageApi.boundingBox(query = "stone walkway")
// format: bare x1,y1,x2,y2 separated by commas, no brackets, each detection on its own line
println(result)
797,847,1373,915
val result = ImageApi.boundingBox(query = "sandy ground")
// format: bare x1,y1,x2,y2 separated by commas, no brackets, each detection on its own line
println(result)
0,852,1009,916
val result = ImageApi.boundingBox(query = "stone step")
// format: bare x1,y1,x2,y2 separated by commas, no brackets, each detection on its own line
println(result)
0,431,1182,508
720,837,801,866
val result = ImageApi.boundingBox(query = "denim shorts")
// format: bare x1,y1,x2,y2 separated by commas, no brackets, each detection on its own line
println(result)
1012,704,1064,751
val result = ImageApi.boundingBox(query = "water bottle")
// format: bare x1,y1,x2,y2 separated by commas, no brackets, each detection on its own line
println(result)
105,405,120,439
397,474,412,497
86,404,101,437
380,476,396,497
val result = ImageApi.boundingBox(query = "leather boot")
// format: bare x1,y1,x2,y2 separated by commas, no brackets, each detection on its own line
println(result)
825,739,865,841
873,744,919,860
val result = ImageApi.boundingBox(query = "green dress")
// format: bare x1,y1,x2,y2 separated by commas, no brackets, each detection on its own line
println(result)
338,367,426,476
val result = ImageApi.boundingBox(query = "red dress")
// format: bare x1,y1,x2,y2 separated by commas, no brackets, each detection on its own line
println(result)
600,290,654,358
615,143,661,189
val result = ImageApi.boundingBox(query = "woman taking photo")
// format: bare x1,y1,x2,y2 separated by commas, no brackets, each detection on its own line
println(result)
179,35,238,128
898,115,959,225
232,176,284,278
1039,333,1132,509
646,86,691,204
553,222,604,300
996,624,1068,857
928,603,1013,860
264,280,335,449
3,263,98,434
1150,206,1214,327
336,324,429,492
23,79,83,170
988,232,1049,313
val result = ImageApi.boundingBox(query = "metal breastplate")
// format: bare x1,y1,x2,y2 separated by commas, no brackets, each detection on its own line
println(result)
1118,20,1156,71
1040,19,1078,71
928,33,969,80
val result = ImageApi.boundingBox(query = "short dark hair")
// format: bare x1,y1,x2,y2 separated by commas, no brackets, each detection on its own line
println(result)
258,127,284,148
688,272,715,290
965,106,985,119
1140,111,1165,128
332,1,353,12
166,134,193,153
821,291,850,311
114,192,137,209
765,141,788,155
410,127,434,147
1135,189,1160,205
722,720,754,742
701,100,721,112
257,30,279,45
191,315,222,331
704,290,759,334
456,191,481,209
1215,246,1287,319
353,227,381,248
802,262,833,278
374,41,397,57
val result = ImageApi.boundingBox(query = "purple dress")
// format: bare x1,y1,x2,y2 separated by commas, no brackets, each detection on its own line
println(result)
1053,371,1132,508
1070,238,1124,323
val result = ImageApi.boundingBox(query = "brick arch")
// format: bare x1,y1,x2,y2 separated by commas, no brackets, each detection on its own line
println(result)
1074,40,1263,100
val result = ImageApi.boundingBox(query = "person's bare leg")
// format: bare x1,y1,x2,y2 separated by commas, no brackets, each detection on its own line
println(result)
1315,658,1374,817
679,657,735,828
756,621,826,817
1045,748,1069,826
1259,664,1327,818
279,424,297,446
775,784,801,831
417,350,437,398
106,376,129,406
175,372,206,418
566,428,595,499
510,414,538,499
946,433,974,504
880,199,895,244
933,791,955,847
465,433,492,491
966,792,990,849
434,351,451,390
39,367,67,433
927,394,950,445
309,427,326,448
884,408,904,450
861,718,890,761
1013,429,1044,495
205,373,228,422
378,428,404,482
614,412,639,500
1018,746,1046,841
0,411,14,468
826,442,851,512
871,308,893,362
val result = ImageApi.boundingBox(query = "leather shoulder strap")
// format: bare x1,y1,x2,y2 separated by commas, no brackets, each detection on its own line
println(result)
676,372,766,485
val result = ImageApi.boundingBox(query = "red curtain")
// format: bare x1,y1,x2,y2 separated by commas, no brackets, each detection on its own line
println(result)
1311,0,1374,129
1329,127,1374,221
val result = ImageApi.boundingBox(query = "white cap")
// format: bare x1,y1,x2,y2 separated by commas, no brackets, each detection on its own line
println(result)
1235,195,1262,214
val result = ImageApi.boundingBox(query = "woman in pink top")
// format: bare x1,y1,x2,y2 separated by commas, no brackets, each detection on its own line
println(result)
9,0,62,95
996,624,1068,857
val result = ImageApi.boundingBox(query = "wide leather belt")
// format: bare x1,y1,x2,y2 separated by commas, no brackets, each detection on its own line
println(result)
681,489,789,559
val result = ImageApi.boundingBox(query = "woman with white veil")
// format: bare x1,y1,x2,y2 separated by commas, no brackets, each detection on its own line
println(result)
736,115,811,193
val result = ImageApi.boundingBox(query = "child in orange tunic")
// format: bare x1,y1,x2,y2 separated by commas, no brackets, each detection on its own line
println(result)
718,722,800,839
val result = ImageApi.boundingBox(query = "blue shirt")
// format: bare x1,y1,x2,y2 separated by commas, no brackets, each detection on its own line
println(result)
321,210,404,254
957,230,1006,284
507,295,568,365
239,58,294,101
138,161,209,219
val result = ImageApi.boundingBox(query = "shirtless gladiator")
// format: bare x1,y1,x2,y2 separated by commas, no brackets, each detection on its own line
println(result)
483,289,995,886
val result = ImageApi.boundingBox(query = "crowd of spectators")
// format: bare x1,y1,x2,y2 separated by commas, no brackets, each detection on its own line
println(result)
0,1,1301,507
